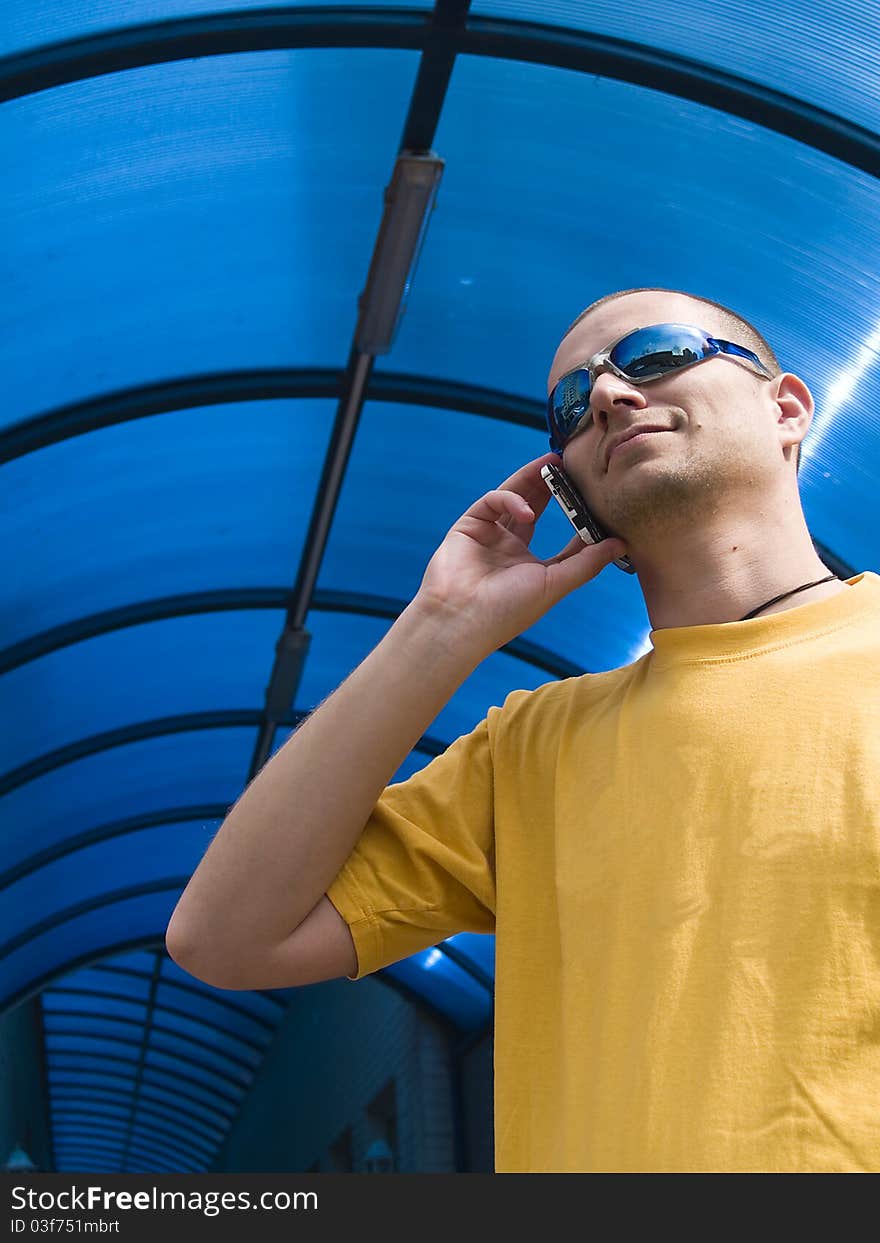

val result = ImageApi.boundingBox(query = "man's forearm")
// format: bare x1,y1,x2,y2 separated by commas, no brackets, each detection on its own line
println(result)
165,599,484,976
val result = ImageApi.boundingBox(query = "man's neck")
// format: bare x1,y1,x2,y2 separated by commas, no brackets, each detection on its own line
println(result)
631,506,848,631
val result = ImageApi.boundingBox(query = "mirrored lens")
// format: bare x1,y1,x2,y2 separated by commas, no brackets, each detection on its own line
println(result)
550,368,591,441
610,324,711,379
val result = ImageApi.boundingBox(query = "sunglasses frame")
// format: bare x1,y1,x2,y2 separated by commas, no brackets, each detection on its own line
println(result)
547,322,774,455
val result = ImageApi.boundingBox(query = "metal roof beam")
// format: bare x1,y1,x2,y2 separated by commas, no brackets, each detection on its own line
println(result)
45,1007,262,1071
1,589,585,681
48,1022,251,1094
45,994,264,1054
55,1143,187,1175
46,982,273,1039
0,10,876,175
400,0,470,151
47,1047,241,1110
0,728,438,804
51,1086,227,1144
52,1108,217,1162
0,369,540,464
51,1075,234,1131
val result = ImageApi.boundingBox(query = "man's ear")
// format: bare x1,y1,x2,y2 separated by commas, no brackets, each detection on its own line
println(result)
771,372,814,458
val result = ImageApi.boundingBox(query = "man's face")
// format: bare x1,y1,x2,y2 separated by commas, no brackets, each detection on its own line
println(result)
546,291,786,540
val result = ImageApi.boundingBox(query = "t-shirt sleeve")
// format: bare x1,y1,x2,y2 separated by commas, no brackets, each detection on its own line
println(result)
325,711,497,980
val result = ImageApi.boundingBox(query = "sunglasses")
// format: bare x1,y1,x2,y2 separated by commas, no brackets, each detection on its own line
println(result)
546,322,774,455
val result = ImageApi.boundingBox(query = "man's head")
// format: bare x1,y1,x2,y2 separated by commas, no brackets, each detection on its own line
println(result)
545,288,814,548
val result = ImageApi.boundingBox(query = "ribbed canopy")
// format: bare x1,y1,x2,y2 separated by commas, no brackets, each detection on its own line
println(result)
2,0,876,1172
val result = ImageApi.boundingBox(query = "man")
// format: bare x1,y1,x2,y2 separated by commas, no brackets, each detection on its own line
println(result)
166,287,880,1172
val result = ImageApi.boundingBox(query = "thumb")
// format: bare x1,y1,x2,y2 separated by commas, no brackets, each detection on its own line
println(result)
544,537,628,601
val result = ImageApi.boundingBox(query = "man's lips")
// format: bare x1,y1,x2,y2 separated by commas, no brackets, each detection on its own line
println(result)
606,427,672,467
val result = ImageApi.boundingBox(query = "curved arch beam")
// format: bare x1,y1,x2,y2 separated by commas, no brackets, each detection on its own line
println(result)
52,1121,203,1170
48,1019,252,1093
50,1075,235,1132
0,10,876,176
48,980,278,1036
0,709,446,799
0,370,541,465
51,1086,227,1143
54,1140,192,1174
0,879,193,964
45,1006,264,1067
48,1045,242,1111
51,1108,218,1162
51,1137,162,1167
0,588,584,681
1,934,168,1014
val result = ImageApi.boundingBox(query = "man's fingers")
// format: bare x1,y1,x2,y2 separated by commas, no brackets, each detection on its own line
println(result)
463,489,536,526
544,533,626,566
542,536,628,597
493,453,565,520
496,453,562,496
542,532,592,566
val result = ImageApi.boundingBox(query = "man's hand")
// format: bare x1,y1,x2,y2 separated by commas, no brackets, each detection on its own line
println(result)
414,453,628,656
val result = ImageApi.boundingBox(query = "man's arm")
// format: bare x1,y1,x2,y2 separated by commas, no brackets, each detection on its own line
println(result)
165,600,482,989
165,455,626,990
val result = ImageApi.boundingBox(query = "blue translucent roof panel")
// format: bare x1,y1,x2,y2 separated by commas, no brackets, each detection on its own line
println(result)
49,1050,139,1074
1,611,285,772
2,49,418,423
473,0,880,133
47,966,152,1002
161,960,287,1024
54,1100,130,1120
51,1082,227,1139
2,893,175,1011
3,401,334,646
151,1013,264,1067
51,1033,147,1059
0,822,212,950
149,1032,254,1081
2,729,253,880
385,946,491,1031
2,0,431,57
101,951,161,975
319,402,542,606
42,994,148,1023
145,1045,249,1096
444,932,495,978
71,1092,225,1137
151,987,275,1045
299,609,555,744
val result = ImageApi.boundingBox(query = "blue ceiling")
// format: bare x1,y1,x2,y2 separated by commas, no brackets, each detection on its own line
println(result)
2,0,878,1173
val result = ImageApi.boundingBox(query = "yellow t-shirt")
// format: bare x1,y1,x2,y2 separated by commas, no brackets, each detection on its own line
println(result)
326,571,880,1172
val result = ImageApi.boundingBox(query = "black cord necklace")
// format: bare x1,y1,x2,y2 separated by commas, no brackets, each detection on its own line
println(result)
740,573,839,621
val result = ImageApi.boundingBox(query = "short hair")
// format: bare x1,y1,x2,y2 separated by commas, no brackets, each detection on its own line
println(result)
563,287,801,474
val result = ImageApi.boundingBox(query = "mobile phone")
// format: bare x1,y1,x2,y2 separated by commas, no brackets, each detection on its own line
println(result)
541,462,636,574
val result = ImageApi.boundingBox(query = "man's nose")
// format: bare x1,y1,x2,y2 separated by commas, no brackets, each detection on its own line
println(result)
588,368,649,426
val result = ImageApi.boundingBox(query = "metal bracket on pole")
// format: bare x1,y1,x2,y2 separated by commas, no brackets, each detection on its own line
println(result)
263,625,311,725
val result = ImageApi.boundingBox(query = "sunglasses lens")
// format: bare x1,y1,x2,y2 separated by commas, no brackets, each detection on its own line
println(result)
610,324,711,379
549,369,591,450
